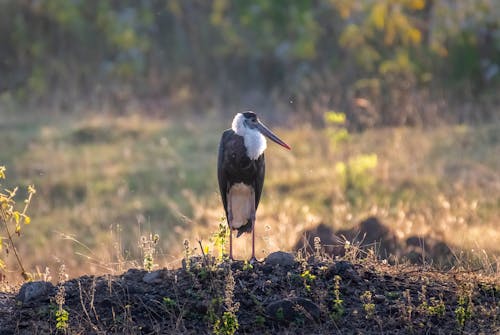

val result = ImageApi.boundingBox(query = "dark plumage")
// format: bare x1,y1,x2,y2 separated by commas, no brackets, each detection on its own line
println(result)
217,129,265,237
217,112,290,261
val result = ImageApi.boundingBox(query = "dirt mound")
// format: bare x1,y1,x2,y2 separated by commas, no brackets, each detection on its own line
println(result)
294,217,455,267
1,253,498,334
405,235,455,267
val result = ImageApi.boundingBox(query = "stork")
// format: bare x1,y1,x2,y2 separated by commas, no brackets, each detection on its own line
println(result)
217,111,291,262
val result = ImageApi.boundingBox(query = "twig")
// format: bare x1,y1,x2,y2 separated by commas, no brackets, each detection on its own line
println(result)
198,239,209,268
0,207,29,280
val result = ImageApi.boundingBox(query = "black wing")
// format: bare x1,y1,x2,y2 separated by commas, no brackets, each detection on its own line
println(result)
217,129,233,219
254,153,265,210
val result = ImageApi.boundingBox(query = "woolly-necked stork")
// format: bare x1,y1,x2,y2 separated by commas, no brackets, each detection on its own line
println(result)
217,111,291,261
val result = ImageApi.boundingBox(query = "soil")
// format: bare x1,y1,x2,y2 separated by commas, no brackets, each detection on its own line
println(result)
0,252,498,334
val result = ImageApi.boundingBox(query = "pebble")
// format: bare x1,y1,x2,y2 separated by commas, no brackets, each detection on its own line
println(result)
374,294,386,303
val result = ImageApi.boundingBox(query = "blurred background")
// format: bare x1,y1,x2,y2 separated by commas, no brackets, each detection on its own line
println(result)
0,0,499,280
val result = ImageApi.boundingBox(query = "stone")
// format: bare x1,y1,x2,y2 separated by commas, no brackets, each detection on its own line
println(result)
265,251,295,267
16,281,55,304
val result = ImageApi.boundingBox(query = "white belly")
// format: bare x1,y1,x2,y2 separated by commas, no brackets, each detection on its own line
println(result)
228,183,254,229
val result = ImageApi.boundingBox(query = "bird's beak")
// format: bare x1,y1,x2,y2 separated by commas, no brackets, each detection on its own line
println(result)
256,121,291,150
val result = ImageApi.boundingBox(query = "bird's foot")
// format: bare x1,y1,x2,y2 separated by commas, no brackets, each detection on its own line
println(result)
249,256,258,264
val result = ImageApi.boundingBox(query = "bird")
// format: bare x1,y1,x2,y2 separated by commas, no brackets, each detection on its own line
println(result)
217,111,291,262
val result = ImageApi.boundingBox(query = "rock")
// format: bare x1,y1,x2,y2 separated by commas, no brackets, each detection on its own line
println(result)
16,281,55,304
265,251,295,267
266,297,320,323
143,270,163,284
374,294,386,303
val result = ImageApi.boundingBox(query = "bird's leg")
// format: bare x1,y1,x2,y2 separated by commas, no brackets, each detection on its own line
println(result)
249,190,257,264
229,229,234,261
227,194,233,260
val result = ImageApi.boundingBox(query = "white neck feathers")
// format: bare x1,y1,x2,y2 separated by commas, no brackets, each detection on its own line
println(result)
231,113,267,160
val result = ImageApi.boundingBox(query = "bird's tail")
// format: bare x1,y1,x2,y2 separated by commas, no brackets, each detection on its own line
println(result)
236,219,253,237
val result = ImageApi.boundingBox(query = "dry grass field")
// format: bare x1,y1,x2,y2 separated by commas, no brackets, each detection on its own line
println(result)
0,112,499,282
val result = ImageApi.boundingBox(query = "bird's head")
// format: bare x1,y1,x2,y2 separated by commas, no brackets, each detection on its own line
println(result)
232,111,291,151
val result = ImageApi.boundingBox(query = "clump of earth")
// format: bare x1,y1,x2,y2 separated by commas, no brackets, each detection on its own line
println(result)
1,251,498,334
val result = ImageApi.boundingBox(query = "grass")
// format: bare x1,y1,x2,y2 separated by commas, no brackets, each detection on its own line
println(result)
0,112,499,280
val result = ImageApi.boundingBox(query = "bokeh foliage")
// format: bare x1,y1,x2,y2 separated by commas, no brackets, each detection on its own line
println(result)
1,0,499,125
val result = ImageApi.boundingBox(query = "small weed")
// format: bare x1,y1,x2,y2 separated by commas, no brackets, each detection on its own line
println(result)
140,233,159,272
213,268,239,335
55,309,69,332
360,291,375,319
211,221,229,262
385,291,399,300
198,267,209,280
183,239,191,272
163,297,176,309
54,263,69,332
275,307,284,321
343,240,361,262
418,286,445,318
243,260,253,271
427,297,446,317
213,312,239,335
402,289,413,331
455,282,474,329
301,269,317,292
331,275,345,321
255,314,266,326
0,166,36,280
314,236,322,258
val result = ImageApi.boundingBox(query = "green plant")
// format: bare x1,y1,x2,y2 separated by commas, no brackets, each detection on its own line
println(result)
54,263,69,331
324,111,378,201
55,308,69,332
386,291,399,300
243,260,253,271
140,233,159,272
331,275,345,321
163,297,176,309
402,289,413,331
275,307,284,321
183,239,191,272
213,268,239,335
335,154,378,195
360,290,375,319
0,166,36,280
418,286,445,317
324,111,350,150
211,221,229,262
255,314,266,326
426,297,446,317
213,311,239,335
455,282,474,328
300,270,317,292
